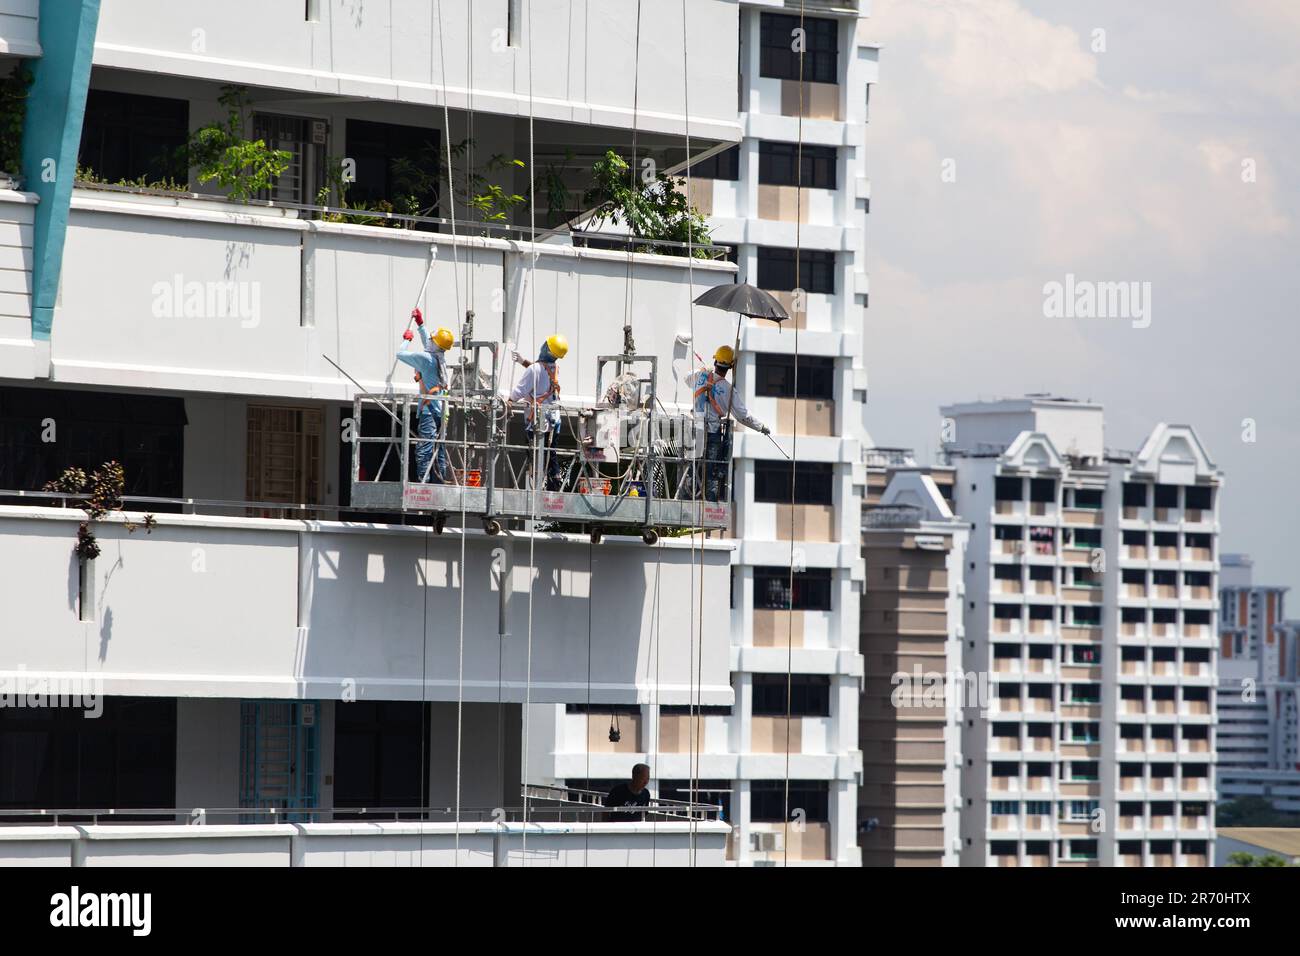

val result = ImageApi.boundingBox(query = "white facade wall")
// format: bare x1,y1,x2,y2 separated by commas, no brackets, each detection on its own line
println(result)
94,0,741,141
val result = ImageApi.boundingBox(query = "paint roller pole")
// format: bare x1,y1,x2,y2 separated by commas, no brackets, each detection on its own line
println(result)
403,242,439,334
763,430,791,460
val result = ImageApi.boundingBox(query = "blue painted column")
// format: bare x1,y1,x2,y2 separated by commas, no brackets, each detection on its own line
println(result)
21,0,102,345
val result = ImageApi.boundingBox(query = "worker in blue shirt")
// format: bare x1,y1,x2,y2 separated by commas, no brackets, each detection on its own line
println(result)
396,308,454,483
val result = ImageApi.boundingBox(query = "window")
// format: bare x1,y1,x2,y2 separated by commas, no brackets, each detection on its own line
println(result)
1070,527,1101,548
1154,484,1178,508
659,704,732,717
759,141,837,189
994,525,1022,540
754,354,835,400
1185,485,1213,510
993,564,1019,580
751,780,828,822
1029,478,1055,503
759,13,839,83
334,701,428,816
1122,530,1145,546
1073,488,1103,509
0,697,176,814
1070,800,1099,820
79,89,189,186
1028,564,1053,581
687,144,740,181
993,604,1021,619
753,566,832,611
754,460,833,505
757,246,836,294
994,476,1022,501
752,674,831,717
1066,686,1097,707
1122,482,1148,507
1025,801,1051,816
345,119,440,225
0,386,186,498
1072,606,1101,626
990,801,1019,815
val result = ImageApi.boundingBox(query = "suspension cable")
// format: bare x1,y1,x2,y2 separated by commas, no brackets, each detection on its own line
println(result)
783,0,809,870
434,0,468,863
520,0,539,864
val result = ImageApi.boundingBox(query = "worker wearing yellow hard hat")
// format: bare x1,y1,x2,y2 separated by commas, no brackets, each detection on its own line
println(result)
688,344,769,501
396,307,455,483
510,332,570,491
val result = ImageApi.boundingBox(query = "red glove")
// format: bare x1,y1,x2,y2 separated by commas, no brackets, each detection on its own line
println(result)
411,308,424,327
403,330,414,342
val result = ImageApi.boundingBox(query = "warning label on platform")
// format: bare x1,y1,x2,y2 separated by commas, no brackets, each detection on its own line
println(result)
404,486,437,509
541,492,566,513
703,504,728,524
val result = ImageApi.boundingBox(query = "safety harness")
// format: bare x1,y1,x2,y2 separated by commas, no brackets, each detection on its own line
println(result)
525,361,560,428
693,370,726,420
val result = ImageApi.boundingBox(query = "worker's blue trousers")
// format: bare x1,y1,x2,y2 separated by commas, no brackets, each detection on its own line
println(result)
416,400,450,483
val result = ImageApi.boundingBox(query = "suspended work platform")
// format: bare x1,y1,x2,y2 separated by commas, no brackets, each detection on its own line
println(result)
349,348,732,542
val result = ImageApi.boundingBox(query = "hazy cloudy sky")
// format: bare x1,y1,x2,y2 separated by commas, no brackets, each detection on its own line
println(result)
862,0,1300,588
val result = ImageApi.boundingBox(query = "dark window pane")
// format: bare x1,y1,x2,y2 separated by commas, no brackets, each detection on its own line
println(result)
760,13,838,84
759,141,837,189
687,144,740,181
757,246,835,294
79,89,189,185
753,566,832,611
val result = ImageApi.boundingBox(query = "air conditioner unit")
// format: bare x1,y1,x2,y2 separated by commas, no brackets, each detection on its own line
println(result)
750,831,785,853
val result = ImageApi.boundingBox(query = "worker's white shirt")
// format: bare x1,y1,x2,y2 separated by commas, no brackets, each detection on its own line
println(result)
685,366,764,433
511,361,561,428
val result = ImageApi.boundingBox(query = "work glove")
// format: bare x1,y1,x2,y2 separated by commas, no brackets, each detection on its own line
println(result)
760,425,771,435
403,330,414,342
412,307,424,327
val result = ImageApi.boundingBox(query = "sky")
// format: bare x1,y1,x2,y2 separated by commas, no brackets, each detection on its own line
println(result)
862,0,1300,589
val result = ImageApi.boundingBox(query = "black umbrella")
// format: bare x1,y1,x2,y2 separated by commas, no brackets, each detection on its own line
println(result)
692,282,789,322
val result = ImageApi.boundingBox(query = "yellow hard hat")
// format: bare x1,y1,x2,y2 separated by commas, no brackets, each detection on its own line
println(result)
714,345,735,367
546,333,569,360
433,327,454,352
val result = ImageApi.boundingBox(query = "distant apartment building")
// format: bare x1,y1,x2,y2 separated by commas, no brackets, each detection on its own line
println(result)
859,468,967,865
1215,556,1300,812
944,397,1220,867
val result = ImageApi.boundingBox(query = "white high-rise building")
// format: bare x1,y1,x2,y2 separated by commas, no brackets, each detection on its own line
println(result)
1215,557,1300,812
0,0,777,865
942,397,1220,867
531,0,877,865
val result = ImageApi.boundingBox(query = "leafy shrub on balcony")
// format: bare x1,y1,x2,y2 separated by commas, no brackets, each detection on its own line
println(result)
0,61,33,180
181,85,291,202
582,150,713,257
44,461,155,561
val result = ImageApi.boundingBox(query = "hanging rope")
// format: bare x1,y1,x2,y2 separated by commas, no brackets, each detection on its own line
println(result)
520,0,539,864
431,0,471,865
783,0,809,869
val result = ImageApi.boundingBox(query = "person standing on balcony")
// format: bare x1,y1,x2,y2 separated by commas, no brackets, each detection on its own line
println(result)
687,345,769,501
396,308,454,483
603,763,652,821
510,334,569,492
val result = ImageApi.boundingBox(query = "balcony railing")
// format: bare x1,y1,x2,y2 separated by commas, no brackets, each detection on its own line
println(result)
0,801,729,866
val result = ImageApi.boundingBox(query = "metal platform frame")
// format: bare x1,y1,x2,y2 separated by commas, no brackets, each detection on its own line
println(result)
348,348,731,540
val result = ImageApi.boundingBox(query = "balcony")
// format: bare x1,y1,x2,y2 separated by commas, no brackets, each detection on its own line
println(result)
0,505,732,706
39,188,738,404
